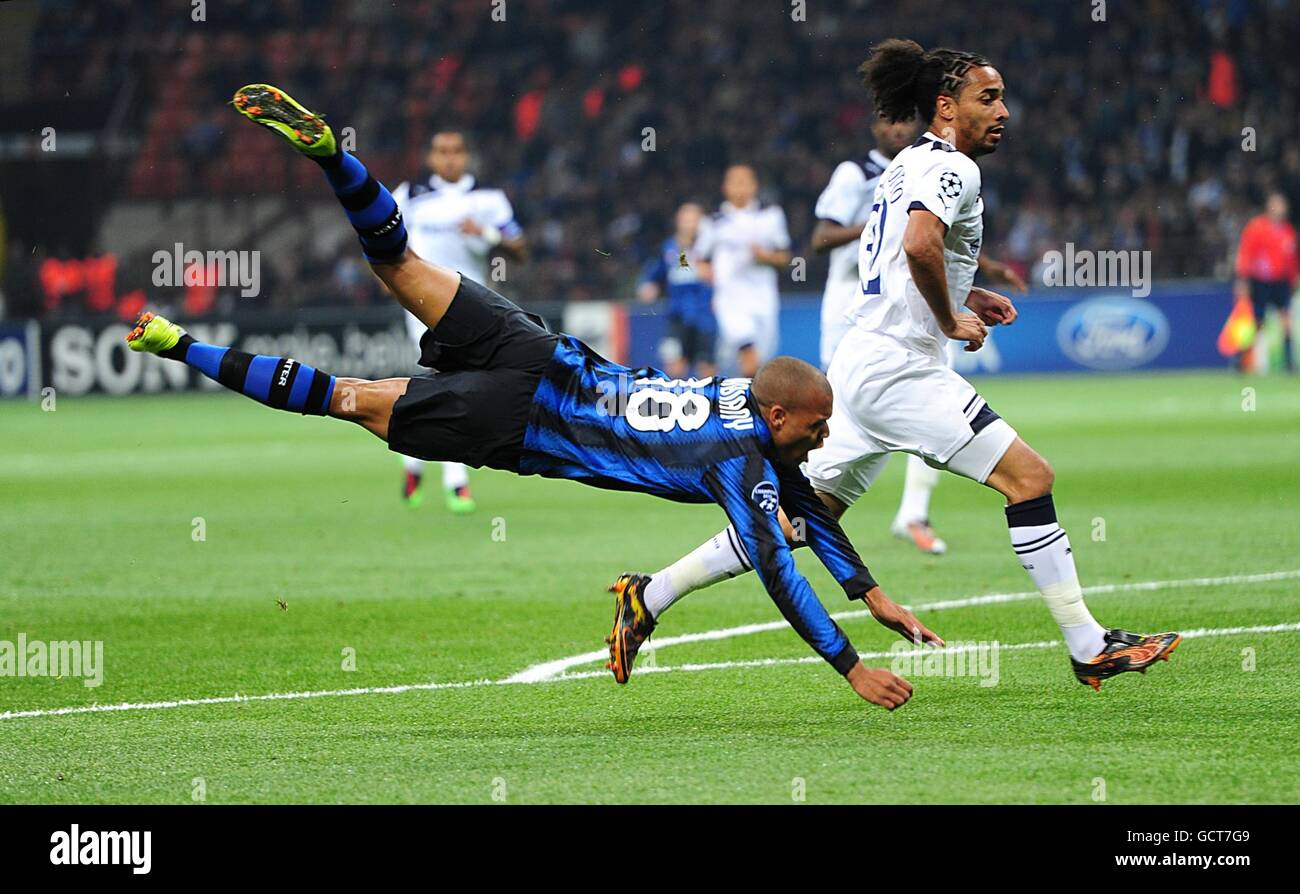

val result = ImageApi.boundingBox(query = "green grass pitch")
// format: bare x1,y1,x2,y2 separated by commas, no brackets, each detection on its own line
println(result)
1,370,1297,803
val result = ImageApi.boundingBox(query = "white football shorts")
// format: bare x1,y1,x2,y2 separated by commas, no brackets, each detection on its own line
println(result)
803,325,1018,506
714,303,778,371
819,280,857,370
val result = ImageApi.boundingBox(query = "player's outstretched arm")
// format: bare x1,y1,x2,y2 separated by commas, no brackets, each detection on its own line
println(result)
773,463,944,647
704,458,914,709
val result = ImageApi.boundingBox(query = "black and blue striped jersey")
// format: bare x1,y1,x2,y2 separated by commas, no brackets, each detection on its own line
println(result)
520,335,878,674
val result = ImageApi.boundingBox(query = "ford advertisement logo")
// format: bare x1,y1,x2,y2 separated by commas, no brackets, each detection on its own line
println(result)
1057,296,1170,370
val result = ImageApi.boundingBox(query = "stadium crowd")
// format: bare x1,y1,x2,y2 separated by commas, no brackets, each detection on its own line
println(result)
4,0,1299,317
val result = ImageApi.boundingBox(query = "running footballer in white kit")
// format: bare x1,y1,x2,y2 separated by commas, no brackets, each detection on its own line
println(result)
391,129,527,513
814,113,1029,556
619,39,1180,693
696,165,792,378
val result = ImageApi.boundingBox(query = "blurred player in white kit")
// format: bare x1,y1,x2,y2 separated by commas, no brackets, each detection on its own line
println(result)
695,165,791,378
391,129,527,513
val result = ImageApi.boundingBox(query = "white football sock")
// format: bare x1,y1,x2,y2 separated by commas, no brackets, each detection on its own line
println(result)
442,462,469,490
643,527,752,618
895,454,940,525
1006,495,1106,662
403,455,424,476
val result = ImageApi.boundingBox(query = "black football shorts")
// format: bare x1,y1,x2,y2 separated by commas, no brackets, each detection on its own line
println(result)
386,277,559,472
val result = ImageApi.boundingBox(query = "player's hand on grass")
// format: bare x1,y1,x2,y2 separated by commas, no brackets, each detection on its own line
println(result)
965,286,1018,326
863,586,944,647
845,660,913,710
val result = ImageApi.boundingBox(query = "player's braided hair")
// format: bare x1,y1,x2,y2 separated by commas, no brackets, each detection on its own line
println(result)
858,38,991,124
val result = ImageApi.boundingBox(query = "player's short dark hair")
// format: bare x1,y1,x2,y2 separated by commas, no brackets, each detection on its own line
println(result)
752,357,831,410
858,38,991,124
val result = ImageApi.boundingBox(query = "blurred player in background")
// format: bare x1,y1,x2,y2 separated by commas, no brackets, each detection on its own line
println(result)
813,114,919,371
695,165,791,378
1234,191,1297,372
814,111,951,554
637,202,716,379
635,40,1179,692
812,111,1026,556
390,129,528,512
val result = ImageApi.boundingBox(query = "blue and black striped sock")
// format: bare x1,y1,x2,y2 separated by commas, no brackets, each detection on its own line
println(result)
160,335,336,415
313,149,408,262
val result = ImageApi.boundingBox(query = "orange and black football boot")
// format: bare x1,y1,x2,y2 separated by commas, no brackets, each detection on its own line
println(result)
1072,628,1181,691
605,573,656,684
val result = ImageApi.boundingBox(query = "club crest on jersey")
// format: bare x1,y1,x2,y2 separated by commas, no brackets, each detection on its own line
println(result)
751,480,779,514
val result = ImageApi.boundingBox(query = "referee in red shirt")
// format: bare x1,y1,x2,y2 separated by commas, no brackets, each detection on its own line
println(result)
1235,192,1299,371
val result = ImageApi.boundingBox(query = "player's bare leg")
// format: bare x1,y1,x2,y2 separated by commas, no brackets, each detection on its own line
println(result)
985,437,1180,689
125,313,408,445
367,249,462,333
983,437,1053,504
812,490,849,519
328,377,410,441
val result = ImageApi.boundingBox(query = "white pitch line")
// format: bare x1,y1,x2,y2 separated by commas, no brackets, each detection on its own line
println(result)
550,639,1061,681
2,620,1297,722
0,679,495,722
550,622,1300,681
504,568,1300,683
5,621,1297,720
